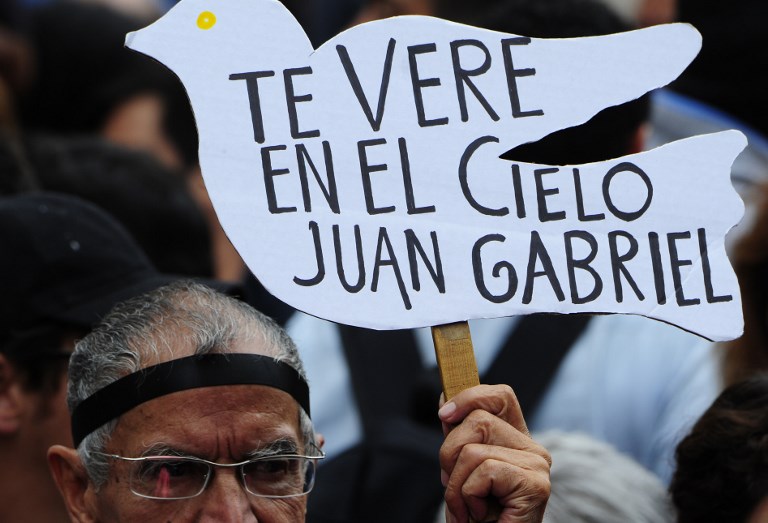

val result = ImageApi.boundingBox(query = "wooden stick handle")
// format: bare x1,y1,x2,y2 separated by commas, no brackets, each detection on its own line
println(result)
432,321,498,523
431,321,479,400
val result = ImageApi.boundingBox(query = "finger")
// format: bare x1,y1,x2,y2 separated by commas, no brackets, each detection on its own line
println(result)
443,446,550,523
439,410,550,476
462,459,550,523
446,443,551,498
438,384,527,436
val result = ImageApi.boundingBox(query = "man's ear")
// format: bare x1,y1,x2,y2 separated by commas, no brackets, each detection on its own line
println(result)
48,445,97,523
0,354,22,435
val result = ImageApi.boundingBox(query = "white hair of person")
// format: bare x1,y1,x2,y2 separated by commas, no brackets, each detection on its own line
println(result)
538,430,674,523
67,280,314,488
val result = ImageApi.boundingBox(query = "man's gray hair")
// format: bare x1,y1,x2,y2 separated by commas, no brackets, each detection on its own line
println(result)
538,431,674,523
67,280,314,487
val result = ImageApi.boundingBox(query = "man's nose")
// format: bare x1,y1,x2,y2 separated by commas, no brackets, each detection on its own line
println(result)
198,468,257,522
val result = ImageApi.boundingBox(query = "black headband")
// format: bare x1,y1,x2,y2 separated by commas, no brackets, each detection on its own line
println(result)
71,353,310,448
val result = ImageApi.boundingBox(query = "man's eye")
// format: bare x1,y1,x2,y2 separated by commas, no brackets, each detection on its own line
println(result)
246,457,303,480
252,458,290,475
140,459,197,479
132,459,209,499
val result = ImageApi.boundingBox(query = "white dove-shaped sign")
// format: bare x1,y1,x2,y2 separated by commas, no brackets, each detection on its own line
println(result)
127,0,746,341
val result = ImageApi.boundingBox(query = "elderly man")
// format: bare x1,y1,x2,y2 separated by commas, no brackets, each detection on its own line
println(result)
48,281,550,522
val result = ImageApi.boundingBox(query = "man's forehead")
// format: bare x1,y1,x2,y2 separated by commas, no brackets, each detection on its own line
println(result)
134,382,298,415
109,384,302,458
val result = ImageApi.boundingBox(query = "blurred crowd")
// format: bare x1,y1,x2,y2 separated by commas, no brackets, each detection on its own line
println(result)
1,0,767,521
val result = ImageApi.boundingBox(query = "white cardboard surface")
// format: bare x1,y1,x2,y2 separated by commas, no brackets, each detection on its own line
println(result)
127,0,746,340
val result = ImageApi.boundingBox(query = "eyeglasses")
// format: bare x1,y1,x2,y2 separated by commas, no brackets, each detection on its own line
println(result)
92,449,325,500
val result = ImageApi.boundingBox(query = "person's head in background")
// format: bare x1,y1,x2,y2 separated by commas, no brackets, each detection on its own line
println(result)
16,1,253,282
9,135,215,277
670,376,768,523
0,192,222,522
19,1,197,171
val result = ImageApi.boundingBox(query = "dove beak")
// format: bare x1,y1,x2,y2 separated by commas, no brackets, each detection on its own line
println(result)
124,30,142,53
124,28,157,60
125,31,136,47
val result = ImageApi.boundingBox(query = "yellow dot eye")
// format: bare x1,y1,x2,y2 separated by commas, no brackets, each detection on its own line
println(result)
197,11,216,30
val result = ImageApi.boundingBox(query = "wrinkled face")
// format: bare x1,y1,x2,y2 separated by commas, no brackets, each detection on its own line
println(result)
87,384,307,523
